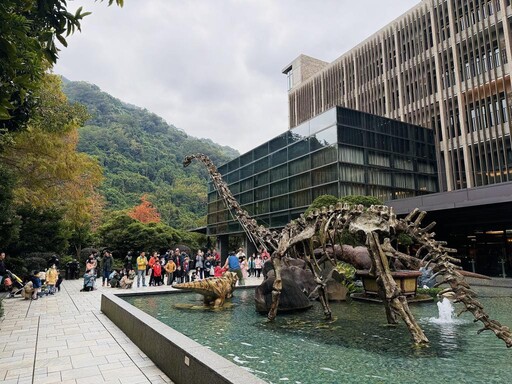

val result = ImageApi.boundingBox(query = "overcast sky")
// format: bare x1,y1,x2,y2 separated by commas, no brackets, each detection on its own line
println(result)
55,0,420,154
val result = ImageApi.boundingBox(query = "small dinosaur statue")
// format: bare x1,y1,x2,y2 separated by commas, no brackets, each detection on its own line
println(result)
173,272,238,307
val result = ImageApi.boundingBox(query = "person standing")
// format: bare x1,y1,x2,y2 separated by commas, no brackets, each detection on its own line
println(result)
152,261,163,286
136,251,148,288
102,251,113,287
240,256,248,280
85,254,97,276
148,252,158,286
123,251,133,274
255,254,263,278
248,254,255,277
164,258,176,285
0,252,6,286
46,265,59,294
204,255,213,278
223,251,243,285
195,250,205,280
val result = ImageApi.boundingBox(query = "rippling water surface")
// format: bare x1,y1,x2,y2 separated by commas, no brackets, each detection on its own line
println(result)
125,286,512,384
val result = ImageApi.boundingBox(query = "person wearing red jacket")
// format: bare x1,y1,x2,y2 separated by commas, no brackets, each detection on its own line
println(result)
152,262,163,286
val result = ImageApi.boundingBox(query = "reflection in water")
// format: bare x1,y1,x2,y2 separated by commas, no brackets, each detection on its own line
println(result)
126,288,512,384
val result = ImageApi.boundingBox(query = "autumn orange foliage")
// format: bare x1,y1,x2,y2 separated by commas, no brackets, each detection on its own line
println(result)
128,194,161,223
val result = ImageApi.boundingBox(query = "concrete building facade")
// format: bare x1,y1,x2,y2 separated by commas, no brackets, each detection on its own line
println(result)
283,0,512,192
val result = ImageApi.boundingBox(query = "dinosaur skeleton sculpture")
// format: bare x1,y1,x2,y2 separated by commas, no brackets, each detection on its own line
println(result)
184,153,512,347
173,272,238,307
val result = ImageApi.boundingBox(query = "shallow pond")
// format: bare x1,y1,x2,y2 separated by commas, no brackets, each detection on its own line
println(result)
124,286,512,384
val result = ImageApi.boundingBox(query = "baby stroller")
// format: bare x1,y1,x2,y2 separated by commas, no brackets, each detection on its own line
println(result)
6,270,25,298
81,271,96,292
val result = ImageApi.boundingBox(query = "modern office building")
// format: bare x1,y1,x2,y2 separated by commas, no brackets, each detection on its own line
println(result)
207,107,438,255
279,0,512,276
283,0,512,192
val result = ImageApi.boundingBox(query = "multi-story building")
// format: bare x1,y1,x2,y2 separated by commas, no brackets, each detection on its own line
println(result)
207,107,437,255
283,0,512,192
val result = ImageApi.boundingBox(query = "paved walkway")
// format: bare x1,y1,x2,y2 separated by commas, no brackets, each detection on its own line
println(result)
0,278,177,384
0,275,263,384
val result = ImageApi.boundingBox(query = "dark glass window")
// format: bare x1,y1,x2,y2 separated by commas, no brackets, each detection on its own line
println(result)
254,171,269,186
240,164,254,180
253,143,268,159
271,164,288,181
312,164,338,186
289,156,310,175
255,186,269,201
269,133,289,153
240,152,253,167
227,158,240,172
289,173,311,190
312,183,338,199
254,157,269,173
311,146,337,167
289,190,311,208
288,139,310,160
338,126,364,146
270,149,287,167
270,179,288,197
227,171,239,184
271,196,288,212
240,191,253,204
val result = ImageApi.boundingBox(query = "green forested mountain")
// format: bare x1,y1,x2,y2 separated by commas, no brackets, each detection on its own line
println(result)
62,79,238,229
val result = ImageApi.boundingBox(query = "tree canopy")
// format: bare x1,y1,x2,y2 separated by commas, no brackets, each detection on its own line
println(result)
0,0,122,131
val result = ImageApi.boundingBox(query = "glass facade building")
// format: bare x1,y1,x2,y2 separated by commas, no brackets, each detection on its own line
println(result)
207,107,438,236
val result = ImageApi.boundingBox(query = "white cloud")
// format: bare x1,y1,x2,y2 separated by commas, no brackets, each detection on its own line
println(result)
55,0,419,154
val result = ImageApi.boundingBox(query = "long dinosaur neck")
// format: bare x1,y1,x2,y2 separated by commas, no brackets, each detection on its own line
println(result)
184,153,276,252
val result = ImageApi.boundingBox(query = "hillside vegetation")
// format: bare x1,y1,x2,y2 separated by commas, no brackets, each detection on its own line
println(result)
63,80,238,229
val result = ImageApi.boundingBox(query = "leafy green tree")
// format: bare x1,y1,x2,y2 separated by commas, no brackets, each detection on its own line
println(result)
97,212,183,257
338,195,383,207
0,0,123,129
0,165,19,246
304,194,339,215
11,205,69,255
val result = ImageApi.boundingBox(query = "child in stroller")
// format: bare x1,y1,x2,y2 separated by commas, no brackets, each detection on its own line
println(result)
81,269,96,291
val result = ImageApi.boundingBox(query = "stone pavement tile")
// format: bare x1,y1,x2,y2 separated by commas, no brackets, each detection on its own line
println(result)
60,366,101,381
118,375,151,384
1,379,18,384
35,355,72,369
67,339,98,349
139,365,167,376
101,365,144,382
89,344,125,357
76,376,111,384
58,346,91,357
70,353,108,369
105,352,132,364
32,372,62,384
97,361,125,372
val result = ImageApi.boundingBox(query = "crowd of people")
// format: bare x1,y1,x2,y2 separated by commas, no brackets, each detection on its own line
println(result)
1,252,63,300
81,246,272,291
0,246,273,296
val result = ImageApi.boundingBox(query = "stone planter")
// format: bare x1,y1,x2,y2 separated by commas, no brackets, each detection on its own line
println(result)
357,270,422,297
